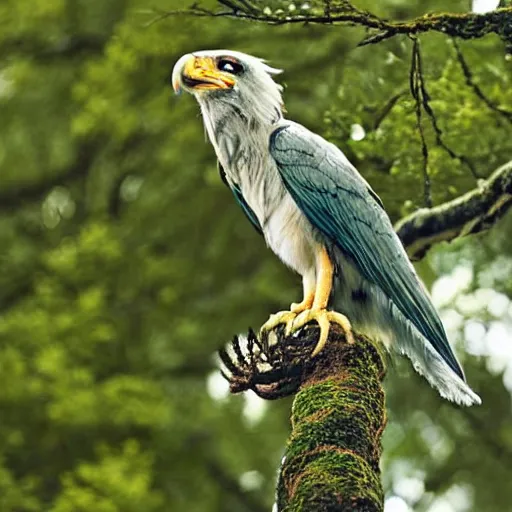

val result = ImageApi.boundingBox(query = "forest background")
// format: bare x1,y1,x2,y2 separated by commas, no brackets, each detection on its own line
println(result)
0,0,511,510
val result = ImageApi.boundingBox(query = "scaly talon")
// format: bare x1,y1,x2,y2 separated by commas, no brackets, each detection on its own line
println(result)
290,292,314,314
290,308,354,357
260,310,298,337
290,302,305,313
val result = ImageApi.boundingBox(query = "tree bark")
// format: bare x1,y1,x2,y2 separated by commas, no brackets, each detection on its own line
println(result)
395,159,512,260
220,324,387,512
155,3,512,48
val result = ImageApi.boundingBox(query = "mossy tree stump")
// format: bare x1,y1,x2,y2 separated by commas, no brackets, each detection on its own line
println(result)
220,323,387,512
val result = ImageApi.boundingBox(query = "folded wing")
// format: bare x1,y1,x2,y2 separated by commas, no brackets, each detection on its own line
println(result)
269,122,464,380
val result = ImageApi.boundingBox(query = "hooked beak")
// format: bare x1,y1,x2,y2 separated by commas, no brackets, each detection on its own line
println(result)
172,55,235,94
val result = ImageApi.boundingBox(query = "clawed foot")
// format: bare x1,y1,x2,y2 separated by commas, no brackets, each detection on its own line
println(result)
259,310,298,339
291,309,354,356
260,307,354,357
259,298,313,339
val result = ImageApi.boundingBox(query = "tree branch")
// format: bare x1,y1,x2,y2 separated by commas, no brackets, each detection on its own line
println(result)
368,90,407,132
409,37,480,183
395,160,512,260
410,37,433,207
356,7,512,47
154,2,512,47
452,38,512,124
220,325,386,511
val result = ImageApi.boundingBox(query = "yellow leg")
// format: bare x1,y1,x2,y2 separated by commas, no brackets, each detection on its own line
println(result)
260,271,315,335
291,272,316,313
313,245,334,309
289,246,354,356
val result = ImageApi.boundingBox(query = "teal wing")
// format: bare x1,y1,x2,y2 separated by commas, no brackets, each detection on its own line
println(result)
269,123,464,380
218,162,262,235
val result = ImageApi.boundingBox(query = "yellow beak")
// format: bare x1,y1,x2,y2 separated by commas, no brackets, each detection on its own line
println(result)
173,56,235,93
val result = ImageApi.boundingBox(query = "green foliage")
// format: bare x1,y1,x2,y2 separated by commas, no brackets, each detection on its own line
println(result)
52,442,164,512
325,34,512,218
1,0,511,510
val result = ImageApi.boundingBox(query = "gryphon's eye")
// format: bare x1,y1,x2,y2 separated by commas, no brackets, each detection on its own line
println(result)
217,59,244,75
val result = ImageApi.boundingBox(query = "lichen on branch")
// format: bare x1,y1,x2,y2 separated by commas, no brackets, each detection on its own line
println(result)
153,1,512,47
395,160,512,260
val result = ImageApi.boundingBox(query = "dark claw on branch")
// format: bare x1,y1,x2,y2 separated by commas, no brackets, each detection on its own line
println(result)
217,324,325,400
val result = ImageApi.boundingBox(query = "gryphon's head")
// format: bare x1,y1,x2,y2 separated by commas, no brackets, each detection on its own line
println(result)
171,50,284,126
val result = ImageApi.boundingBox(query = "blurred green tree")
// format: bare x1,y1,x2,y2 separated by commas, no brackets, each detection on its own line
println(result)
0,0,511,510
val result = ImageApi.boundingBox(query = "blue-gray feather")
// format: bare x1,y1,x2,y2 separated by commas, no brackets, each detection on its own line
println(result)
269,123,464,380
219,162,263,235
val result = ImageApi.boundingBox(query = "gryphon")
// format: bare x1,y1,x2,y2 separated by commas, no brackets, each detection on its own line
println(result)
172,50,480,406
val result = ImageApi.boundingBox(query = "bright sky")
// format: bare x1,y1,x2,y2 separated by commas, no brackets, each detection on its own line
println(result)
433,262,512,394
472,0,500,13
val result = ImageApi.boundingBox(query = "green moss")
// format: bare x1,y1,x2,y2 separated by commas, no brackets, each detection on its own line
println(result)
282,452,382,512
277,332,386,511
